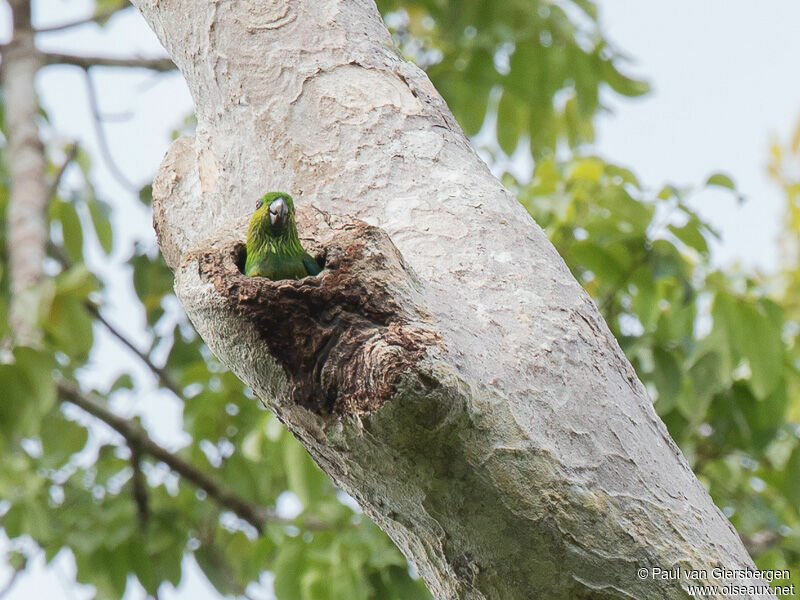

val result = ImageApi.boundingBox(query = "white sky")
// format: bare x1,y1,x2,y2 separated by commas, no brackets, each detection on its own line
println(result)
595,0,800,270
1,1,799,598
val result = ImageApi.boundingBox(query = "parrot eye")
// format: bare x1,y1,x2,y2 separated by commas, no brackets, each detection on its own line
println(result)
255,199,263,210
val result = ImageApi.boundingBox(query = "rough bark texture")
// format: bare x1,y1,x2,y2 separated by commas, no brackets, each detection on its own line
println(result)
3,0,47,346
191,210,438,415
134,1,772,598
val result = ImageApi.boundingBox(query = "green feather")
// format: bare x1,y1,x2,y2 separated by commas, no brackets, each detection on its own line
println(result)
244,192,321,280
302,254,322,276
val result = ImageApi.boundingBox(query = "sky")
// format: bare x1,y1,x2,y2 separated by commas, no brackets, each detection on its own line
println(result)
595,0,800,270
1,0,800,599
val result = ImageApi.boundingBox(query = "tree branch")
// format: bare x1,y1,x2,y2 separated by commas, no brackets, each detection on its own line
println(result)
41,51,175,72
82,69,140,192
45,238,183,397
47,142,79,201
84,302,183,397
3,0,48,346
0,568,22,600
35,6,130,33
57,379,279,534
130,442,150,531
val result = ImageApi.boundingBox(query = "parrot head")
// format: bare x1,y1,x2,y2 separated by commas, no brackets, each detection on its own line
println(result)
245,191,321,279
253,191,296,236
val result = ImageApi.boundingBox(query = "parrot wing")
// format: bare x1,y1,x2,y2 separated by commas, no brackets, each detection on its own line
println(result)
302,254,322,276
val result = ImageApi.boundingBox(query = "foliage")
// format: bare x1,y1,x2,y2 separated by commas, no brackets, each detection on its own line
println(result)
506,158,800,593
0,1,797,599
769,118,800,322
376,0,648,157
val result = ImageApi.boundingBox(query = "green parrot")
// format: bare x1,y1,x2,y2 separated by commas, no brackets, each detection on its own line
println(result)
244,192,322,280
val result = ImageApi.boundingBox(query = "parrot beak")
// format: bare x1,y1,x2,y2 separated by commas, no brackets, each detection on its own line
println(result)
268,197,290,229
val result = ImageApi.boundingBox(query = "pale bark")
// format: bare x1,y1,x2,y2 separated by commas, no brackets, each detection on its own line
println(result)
132,1,772,598
3,0,47,346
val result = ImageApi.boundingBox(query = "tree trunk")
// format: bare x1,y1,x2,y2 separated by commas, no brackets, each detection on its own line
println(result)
3,0,47,346
131,1,772,598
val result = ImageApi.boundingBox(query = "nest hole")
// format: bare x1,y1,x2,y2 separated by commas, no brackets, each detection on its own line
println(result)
234,242,247,274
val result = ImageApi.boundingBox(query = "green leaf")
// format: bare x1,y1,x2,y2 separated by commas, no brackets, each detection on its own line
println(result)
40,413,88,464
13,346,56,415
0,364,35,442
569,158,604,182
93,546,129,599
435,50,493,137
55,200,84,263
301,569,331,600
668,222,709,255
56,264,98,299
195,545,240,595
706,172,735,190
0,291,8,340
529,105,557,156
272,540,305,600
569,241,628,283
690,352,724,401
602,60,650,97
782,445,800,507
110,373,134,392
657,185,680,200
380,566,431,599
241,535,275,582
738,384,788,450
599,187,655,231
130,252,174,324
570,0,597,19
165,326,200,377
366,540,407,570
282,438,319,507
127,538,158,595
6,550,27,571
704,295,735,382
743,328,783,401
3,501,50,541
329,556,370,600
88,198,114,254
73,147,92,175
651,348,681,412
138,184,153,206
94,0,127,24
531,158,561,195
563,94,593,148
713,293,783,399
496,91,527,155
677,352,723,421
44,294,94,359
222,454,261,503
